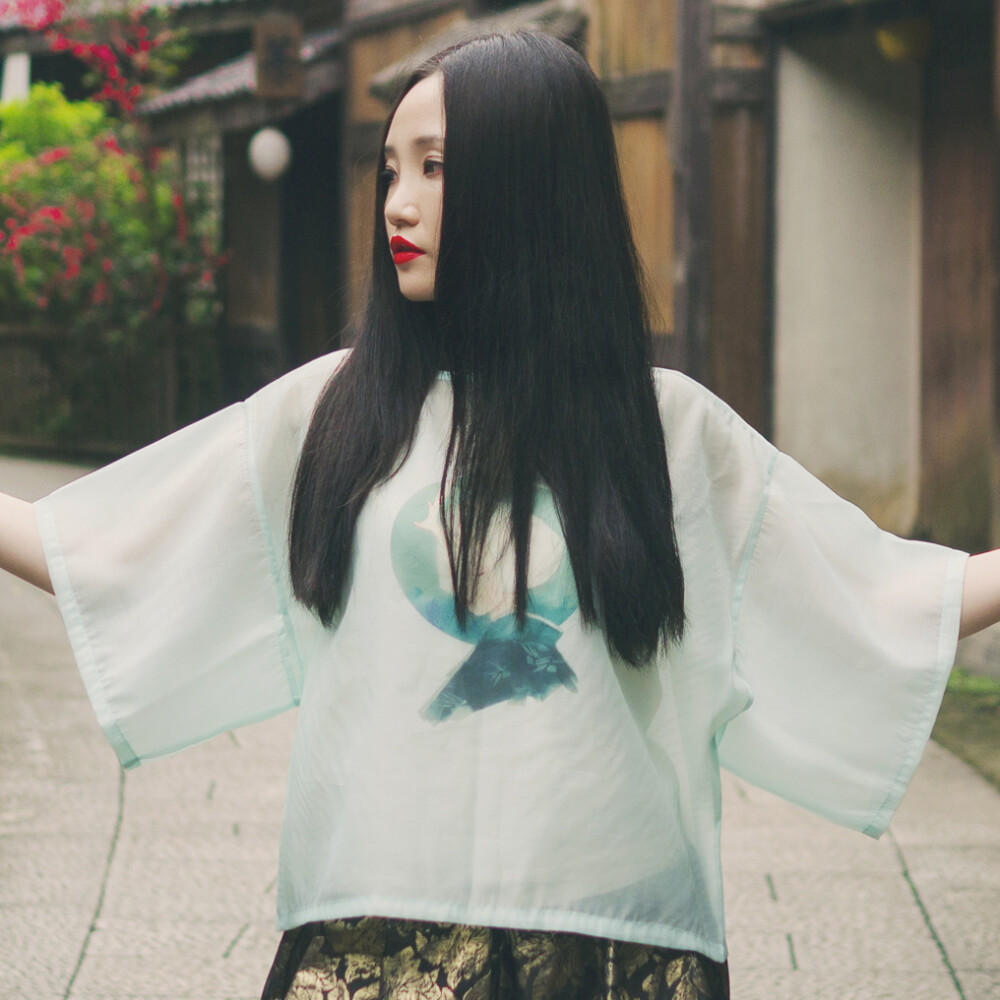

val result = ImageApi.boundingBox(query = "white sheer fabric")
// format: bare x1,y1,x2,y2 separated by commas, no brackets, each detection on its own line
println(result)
34,353,966,962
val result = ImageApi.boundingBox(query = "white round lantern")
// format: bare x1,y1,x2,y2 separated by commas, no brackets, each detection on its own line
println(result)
248,127,292,181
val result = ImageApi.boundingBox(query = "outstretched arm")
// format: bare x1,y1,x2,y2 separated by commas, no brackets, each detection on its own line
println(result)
4,479,1000,637
960,549,1000,640
0,491,53,593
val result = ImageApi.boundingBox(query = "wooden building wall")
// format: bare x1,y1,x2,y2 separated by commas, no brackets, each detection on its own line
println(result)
614,117,675,338
708,13,771,433
592,0,677,350
280,96,343,367
710,106,769,432
333,0,1000,547
223,127,283,400
919,1,999,551
592,1,770,430
588,0,675,75
339,1,770,432
221,95,343,402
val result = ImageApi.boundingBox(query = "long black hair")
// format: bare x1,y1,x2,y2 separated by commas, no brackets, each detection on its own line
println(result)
290,31,684,665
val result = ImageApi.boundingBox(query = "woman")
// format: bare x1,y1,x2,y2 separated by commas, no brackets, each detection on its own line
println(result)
2,31,1000,1000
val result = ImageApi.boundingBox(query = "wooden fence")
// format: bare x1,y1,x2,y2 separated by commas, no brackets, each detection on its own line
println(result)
0,323,219,459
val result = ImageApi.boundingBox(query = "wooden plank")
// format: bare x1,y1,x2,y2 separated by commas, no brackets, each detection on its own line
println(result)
595,66,767,122
919,1,997,550
711,41,766,70
713,6,766,42
993,0,1000,545
348,8,466,122
709,107,770,434
711,28,768,106
346,160,377,320
996,0,1000,121
279,96,344,365
222,129,281,330
614,117,674,337
671,0,713,382
602,70,672,119
712,67,768,105
588,0,676,79
650,333,679,369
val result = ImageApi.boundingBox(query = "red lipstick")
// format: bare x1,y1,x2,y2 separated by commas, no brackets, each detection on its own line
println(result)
390,235,425,264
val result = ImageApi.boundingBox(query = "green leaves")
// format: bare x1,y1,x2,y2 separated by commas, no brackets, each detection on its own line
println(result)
0,81,106,153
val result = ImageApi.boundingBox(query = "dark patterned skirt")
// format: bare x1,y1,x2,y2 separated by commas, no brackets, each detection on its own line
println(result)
260,916,729,1000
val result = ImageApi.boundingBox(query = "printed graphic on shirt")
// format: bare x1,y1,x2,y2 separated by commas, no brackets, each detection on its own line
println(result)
390,483,579,722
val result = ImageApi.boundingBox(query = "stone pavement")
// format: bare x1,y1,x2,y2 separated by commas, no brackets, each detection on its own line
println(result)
1,453,999,1000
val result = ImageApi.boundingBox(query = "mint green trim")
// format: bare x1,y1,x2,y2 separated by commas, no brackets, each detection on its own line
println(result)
863,547,969,838
276,895,728,963
243,402,306,703
34,497,140,770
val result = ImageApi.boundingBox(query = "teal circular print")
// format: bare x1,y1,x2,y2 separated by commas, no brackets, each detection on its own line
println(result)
390,483,580,722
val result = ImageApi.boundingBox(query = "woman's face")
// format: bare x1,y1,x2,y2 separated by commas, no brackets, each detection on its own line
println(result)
382,73,445,302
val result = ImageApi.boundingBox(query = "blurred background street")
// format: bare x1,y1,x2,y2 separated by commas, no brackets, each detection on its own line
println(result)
5,0,1000,995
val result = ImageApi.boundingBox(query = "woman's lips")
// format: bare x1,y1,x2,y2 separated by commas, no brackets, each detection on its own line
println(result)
390,235,425,264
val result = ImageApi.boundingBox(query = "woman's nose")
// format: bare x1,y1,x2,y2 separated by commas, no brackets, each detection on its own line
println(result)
385,179,419,228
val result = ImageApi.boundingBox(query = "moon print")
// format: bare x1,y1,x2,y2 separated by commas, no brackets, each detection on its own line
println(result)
390,484,580,722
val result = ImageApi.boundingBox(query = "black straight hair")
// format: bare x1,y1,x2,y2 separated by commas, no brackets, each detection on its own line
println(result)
289,31,684,665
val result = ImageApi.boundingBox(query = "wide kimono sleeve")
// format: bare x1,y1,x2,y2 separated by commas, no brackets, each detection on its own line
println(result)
33,350,347,769
657,370,968,838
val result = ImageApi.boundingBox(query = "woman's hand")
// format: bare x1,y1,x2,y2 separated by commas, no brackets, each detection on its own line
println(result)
0,491,53,593
960,549,1000,639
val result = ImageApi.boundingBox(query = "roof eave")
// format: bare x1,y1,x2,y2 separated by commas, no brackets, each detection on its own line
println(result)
141,43,343,140
753,0,890,22
367,0,587,104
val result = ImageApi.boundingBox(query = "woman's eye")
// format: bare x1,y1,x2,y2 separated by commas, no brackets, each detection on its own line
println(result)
424,159,443,176
380,167,397,186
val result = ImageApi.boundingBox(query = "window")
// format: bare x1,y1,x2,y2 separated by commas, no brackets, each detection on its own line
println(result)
182,133,223,250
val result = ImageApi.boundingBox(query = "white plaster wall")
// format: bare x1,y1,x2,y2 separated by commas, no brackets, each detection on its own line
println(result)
774,30,921,532
0,53,31,105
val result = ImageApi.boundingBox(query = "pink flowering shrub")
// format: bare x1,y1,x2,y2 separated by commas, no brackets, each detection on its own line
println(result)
0,84,224,337
0,0,228,446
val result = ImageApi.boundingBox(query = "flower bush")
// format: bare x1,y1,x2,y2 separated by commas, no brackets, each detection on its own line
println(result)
0,0,227,448
0,84,224,339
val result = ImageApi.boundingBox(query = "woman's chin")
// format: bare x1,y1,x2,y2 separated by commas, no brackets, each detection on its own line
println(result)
398,285,435,303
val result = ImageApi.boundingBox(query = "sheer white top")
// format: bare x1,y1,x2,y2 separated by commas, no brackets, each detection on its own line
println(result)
35,350,966,962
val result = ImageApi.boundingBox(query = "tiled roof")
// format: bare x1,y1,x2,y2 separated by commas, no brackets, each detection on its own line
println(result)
368,0,585,102
754,0,882,11
0,0,248,33
346,0,438,22
146,0,247,7
138,25,341,113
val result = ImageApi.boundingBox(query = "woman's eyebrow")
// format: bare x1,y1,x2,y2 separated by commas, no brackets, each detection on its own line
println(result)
383,135,445,157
